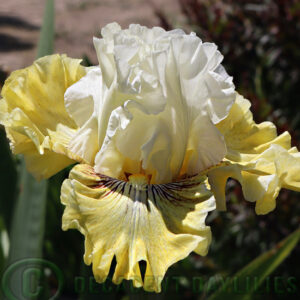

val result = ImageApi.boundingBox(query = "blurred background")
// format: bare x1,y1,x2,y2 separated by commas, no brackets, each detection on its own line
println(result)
0,0,299,299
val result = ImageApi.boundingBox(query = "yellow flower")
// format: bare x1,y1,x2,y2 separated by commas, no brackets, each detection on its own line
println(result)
1,23,299,292
61,164,214,292
207,93,300,214
0,54,86,178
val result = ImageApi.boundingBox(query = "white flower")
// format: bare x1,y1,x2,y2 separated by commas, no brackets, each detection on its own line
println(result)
64,23,235,183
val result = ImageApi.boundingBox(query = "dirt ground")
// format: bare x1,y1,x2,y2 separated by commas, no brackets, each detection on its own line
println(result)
0,0,182,73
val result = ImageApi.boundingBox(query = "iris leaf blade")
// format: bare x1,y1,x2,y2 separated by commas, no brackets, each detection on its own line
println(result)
208,228,300,300
37,0,55,58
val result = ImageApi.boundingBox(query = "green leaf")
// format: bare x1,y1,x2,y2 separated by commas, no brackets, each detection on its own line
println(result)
2,159,48,299
8,160,48,262
37,0,55,58
208,229,300,300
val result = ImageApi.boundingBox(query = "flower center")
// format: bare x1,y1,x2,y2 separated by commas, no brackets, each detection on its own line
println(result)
128,174,149,185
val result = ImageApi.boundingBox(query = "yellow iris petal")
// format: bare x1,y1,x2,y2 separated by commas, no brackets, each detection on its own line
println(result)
208,93,300,214
61,164,215,292
0,54,86,178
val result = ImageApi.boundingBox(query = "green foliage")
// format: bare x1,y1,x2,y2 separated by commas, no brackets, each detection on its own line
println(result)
5,162,48,299
37,0,55,58
7,160,47,262
208,229,300,300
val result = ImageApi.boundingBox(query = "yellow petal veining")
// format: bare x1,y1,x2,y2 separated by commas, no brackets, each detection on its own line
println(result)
0,22,299,294
0,54,86,178
61,164,215,292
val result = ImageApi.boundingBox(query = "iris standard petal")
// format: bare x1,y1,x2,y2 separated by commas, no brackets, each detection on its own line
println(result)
0,54,86,178
208,93,300,214
61,164,215,292
65,23,235,183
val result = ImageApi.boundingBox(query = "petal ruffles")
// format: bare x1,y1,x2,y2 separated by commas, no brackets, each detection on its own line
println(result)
0,54,86,178
65,23,235,183
208,93,300,214
61,164,215,292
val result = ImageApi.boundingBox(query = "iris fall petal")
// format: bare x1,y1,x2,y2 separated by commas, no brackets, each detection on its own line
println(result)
61,164,215,292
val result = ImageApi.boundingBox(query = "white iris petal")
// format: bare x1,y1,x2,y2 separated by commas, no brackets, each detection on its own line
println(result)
64,23,235,183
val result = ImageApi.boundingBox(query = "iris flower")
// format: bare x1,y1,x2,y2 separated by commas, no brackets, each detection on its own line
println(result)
0,23,299,292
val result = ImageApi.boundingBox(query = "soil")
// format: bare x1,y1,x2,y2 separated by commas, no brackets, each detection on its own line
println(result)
0,0,182,73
